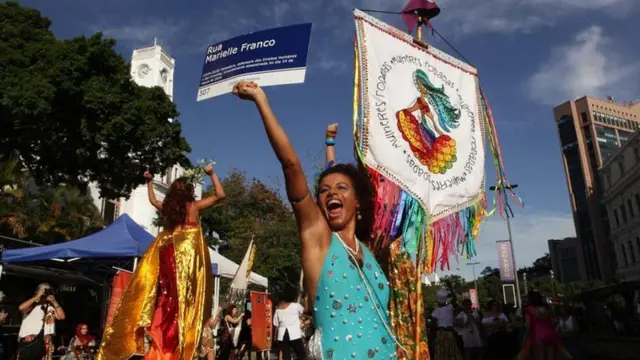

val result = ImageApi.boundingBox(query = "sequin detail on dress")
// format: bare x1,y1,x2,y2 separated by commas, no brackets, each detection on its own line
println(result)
312,234,397,359
308,328,324,360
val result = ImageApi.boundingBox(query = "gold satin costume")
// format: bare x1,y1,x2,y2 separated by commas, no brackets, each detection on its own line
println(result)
96,225,212,360
388,238,430,359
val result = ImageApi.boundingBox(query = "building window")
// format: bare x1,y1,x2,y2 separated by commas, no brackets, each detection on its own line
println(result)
629,241,637,263
102,199,119,225
619,130,633,147
621,205,628,224
629,199,636,218
595,125,620,163
580,112,588,124
614,209,620,227
621,243,628,266
636,194,640,215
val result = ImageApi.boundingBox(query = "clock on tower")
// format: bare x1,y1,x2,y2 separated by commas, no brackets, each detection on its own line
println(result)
130,43,175,100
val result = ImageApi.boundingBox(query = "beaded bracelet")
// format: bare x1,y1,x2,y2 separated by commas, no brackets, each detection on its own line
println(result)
325,137,336,146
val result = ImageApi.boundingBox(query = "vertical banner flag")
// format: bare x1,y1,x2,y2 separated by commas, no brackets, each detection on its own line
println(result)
227,240,256,313
469,288,479,309
104,271,133,329
197,23,313,101
496,240,515,281
250,291,273,351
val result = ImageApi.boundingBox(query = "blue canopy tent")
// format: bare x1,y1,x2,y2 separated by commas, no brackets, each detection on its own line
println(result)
2,214,154,264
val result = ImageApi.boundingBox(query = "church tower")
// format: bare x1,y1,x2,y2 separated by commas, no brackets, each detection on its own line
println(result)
130,39,175,102
90,41,201,236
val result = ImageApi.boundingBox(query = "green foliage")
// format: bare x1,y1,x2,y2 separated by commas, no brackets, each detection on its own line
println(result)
0,156,103,244
518,253,552,278
200,169,301,292
461,254,605,308
0,1,191,199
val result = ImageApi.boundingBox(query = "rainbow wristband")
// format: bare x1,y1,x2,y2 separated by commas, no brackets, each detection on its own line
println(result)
325,137,336,146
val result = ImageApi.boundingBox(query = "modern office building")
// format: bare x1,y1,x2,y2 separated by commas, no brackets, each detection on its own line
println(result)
600,130,640,282
89,43,201,235
554,96,640,281
548,237,585,283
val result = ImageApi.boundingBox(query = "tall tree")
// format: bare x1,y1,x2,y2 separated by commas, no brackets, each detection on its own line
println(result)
0,1,191,199
200,169,301,291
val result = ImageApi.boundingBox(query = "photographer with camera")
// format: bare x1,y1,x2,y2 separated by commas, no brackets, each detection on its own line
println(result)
16,284,66,360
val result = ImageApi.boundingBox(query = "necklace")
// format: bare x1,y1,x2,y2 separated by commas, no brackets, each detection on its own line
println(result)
336,232,359,257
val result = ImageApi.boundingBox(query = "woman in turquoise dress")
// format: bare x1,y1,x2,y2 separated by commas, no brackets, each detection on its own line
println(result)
234,81,398,359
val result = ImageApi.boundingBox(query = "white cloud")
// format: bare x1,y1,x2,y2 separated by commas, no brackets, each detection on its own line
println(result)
96,19,183,46
526,26,640,105
434,211,576,281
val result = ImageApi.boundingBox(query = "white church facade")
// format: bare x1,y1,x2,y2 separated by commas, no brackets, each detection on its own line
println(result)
89,43,201,235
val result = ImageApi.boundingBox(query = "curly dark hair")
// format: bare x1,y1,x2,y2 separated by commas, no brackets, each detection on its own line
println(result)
315,163,374,243
161,177,195,229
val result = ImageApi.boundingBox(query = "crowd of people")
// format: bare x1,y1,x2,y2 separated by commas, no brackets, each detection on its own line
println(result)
3,81,587,360
427,289,580,360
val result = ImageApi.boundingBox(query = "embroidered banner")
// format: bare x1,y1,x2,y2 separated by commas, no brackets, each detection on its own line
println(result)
354,10,485,221
496,240,515,281
250,291,273,351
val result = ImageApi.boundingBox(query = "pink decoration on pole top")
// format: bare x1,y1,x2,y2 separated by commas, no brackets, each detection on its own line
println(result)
401,0,441,33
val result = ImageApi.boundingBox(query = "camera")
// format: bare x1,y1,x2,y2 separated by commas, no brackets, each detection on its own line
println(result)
43,287,54,298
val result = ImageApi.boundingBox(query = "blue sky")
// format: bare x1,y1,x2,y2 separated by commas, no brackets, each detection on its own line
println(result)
19,0,640,279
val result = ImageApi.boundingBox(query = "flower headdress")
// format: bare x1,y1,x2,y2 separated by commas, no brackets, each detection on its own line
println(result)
183,158,215,186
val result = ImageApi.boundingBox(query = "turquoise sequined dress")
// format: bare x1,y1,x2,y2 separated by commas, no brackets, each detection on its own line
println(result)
311,233,397,359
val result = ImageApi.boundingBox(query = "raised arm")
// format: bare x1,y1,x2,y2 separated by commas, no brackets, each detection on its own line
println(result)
232,81,327,240
19,293,39,313
193,164,226,211
325,123,337,167
144,171,162,210
225,314,243,325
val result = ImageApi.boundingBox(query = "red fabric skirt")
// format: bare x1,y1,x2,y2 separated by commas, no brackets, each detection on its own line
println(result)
145,243,179,360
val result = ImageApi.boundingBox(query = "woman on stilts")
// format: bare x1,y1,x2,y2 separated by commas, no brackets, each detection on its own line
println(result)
96,163,226,360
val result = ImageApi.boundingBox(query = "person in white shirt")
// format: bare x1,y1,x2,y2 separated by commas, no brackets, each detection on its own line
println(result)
273,290,305,360
17,284,66,360
431,289,463,360
455,299,483,360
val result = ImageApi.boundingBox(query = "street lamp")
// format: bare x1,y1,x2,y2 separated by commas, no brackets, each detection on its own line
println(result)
489,183,523,309
467,261,480,293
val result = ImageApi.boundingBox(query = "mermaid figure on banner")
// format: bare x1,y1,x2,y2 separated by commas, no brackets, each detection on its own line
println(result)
396,69,461,175
96,162,226,360
233,80,399,359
